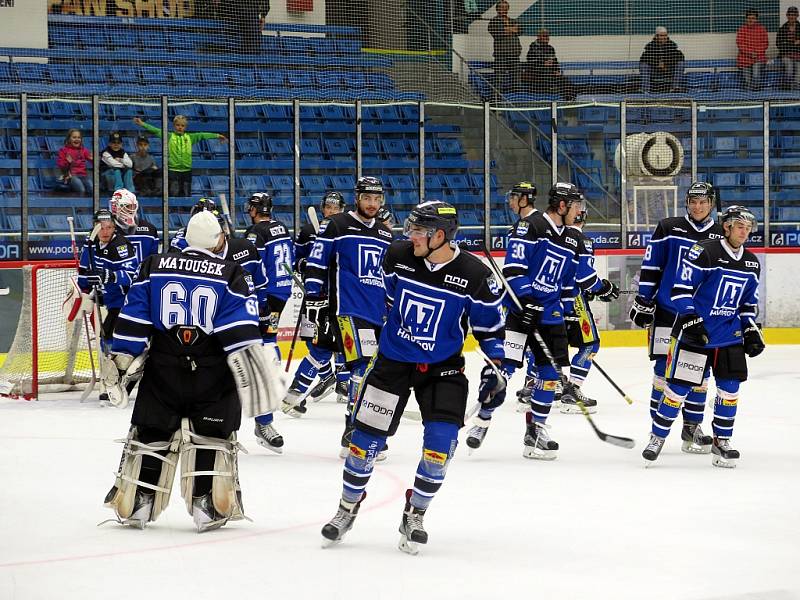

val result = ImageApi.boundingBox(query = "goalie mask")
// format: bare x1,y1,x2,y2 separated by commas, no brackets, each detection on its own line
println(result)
110,189,138,228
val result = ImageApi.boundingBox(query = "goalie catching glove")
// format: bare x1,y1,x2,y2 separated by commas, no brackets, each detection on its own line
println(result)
227,343,287,418
101,353,146,409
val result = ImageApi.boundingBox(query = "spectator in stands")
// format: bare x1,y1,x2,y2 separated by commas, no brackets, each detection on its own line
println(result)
132,136,161,196
100,132,135,193
133,115,226,197
639,26,686,94
778,6,800,90
488,0,522,92
217,0,270,54
737,9,768,91
55,129,93,196
526,29,576,100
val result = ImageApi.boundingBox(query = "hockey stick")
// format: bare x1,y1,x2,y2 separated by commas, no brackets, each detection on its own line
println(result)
281,262,306,373
307,206,320,234
591,359,634,405
68,217,99,402
85,223,111,402
217,193,236,238
479,246,635,450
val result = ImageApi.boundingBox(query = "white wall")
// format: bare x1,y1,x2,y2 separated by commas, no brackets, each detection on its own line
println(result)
1,0,48,49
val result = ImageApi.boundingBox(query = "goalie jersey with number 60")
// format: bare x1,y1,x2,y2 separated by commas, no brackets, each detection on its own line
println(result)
381,241,505,363
112,249,261,358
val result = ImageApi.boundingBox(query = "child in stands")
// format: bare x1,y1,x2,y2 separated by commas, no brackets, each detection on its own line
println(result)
56,129,93,196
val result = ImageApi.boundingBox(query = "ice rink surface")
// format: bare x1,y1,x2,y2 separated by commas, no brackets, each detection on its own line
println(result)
1,346,798,600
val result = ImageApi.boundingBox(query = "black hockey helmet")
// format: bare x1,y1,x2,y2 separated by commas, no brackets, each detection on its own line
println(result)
404,200,459,240
719,204,758,232
355,176,384,201
547,182,581,210
247,192,273,215
190,197,217,217
93,208,114,223
376,206,394,224
686,181,716,205
507,181,536,206
320,190,345,211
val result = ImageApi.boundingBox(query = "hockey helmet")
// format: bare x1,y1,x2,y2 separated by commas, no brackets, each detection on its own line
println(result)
547,182,581,210
109,188,138,227
403,200,459,240
190,197,217,217
320,191,346,211
719,205,758,232
94,208,114,223
355,176,384,203
686,181,716,205
507,181,536,206
247,192,273,215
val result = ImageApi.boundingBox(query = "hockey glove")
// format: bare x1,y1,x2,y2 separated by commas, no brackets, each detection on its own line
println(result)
629,295,656,328
304,297,330,338
672,313,709,347
518,299,544,331
86,269,115,288
743,321,765,358
100,353,138,409
476,364,507,409
595,279,619,302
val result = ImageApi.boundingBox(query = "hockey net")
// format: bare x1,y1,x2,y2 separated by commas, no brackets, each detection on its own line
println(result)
0,262,96,399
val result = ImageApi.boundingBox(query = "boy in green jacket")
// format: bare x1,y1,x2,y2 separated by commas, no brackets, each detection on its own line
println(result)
134,115,227,197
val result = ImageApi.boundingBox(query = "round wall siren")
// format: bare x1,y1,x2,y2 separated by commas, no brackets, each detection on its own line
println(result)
614,132,684,178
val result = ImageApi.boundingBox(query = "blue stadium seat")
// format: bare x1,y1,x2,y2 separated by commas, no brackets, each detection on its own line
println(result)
781,171,800,187
459,210,480,225
381,139,407,157
206,138,228,158
712,172,740,188
424,174,443,192
109,65,139,85
713,137,738,156
781,136,800,157
236,104,263,121
45,136,64,153
301,175,327,191
315,71,343,88
287,70,314,88
375,106,400,122
203,69,229,87
399,105,419,122
319,104,346,122
78,65,107,84
192,175,209,192
202,104,228,120
744,172,764,188
267,138,292,156
236,138,263,156
280,37,309,55
442,174,470,190
47,65,77,85
324,138,353,156
0,63,12,82
362,138,380,156
300,137,323,157
436,138,464,156
141,66,170,86
388,174,415,190
271,175,293,191
209,176,229,193
336,39,361,54
259,70,285,88
343,72,366,89
299,105,319,122
172,66,198,84
238,175,267,191
328,175,353,191
263,104,291,121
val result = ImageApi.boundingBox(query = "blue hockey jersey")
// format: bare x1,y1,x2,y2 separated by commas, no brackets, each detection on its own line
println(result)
304,211,393,327
245,219,295,302
117,219,160,262
78,232,139,309
503,210,578,324
571,225,604,295
638,215,724,315
671,239,760,348
294,222,317,264
112,247,262,357
380,242,505,363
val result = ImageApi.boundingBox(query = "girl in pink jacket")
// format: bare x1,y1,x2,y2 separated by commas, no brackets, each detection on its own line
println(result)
56,129,93,196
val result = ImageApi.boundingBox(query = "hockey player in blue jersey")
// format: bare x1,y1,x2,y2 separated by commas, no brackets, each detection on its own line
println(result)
304,176,394,458
110,188,160,262
465,182,581,460
642,205,763,468
320,201,504,554
281,191,347,412
101,211,282,531
243,192,296,449
630,182,724,454
78,209,139,353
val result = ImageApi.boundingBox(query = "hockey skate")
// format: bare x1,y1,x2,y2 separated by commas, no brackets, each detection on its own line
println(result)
515,376,534,413
711,437,739,468
321,494,365,547
522,422,558,460
110,489,154,529
308,373,336,402
680,422,712,454
281,386,306,418
465,416,491,452
254,423,284,454
191,493,229,533
559,382,598,414
642,433,666,465
398,490,428,555
335,379,349,403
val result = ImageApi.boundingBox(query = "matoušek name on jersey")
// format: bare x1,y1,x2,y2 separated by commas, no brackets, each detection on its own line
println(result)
157,256,225,276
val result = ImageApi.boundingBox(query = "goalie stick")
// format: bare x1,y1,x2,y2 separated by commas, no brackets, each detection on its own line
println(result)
217,193,237,238
479,246,635,450
84,221,112,403
67,216,99,403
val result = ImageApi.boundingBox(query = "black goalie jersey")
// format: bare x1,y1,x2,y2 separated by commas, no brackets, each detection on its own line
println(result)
380,241,505,363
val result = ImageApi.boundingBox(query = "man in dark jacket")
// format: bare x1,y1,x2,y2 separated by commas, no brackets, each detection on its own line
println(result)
526,29,576,100
488,0,522,92
778,6,800,90
640,26,685,93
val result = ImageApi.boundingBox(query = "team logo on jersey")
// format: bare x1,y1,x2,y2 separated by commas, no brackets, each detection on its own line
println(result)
516,221,529,236
358,245,384,284
487,273,501,296
117,245,129,259
397,290,445,346
711,274,748,316
532,249,566,292
318,220,329,234
444,274,468,289
687,244,703,261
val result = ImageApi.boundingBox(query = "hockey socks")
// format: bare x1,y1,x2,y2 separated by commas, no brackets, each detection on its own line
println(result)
341,428,387,504
411,421,458,511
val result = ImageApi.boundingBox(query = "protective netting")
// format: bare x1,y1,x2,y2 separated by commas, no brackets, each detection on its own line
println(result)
0,1,792,104
0,265,95,399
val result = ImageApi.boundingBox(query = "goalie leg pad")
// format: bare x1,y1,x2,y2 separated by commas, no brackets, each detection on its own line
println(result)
104,426,181,526
179,419,249,528
227,344,287,418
